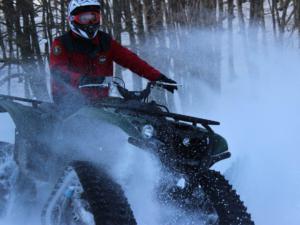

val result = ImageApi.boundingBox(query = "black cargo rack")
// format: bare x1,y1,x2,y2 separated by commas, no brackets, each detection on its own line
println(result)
95,102,220,128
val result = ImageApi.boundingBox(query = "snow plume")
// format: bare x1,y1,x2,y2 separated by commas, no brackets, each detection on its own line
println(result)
58,117,164,224
0,28,300,225
166,30,300,225
0,106,187,225
50,112,203,224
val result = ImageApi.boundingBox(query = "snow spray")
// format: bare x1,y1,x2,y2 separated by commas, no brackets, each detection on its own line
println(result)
176,30,300,225
0,29,300,225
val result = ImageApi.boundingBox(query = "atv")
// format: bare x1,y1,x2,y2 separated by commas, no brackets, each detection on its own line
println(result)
0,80,255,225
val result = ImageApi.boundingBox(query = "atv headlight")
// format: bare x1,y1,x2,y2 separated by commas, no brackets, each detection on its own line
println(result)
142,125,154,139
183,137,191,147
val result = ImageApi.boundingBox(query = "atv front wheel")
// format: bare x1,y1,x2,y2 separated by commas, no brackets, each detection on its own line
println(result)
198,170,254,225
42,161,137,225
158,169,254,225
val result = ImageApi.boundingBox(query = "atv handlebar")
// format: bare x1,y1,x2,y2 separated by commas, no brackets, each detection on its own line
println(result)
78,84,110,89
77,75,180,101
113,80,181,102
113,82,153,101
156,81,182,87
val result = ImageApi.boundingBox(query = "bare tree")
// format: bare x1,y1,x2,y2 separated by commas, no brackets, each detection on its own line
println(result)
0,0,299,101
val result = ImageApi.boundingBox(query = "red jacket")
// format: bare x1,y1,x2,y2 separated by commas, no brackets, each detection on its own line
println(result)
50,31,161,102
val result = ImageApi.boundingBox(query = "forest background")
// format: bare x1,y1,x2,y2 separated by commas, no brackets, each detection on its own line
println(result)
1,2,300,224
0,0,299,105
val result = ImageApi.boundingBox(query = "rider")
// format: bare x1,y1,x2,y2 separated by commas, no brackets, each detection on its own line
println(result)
50,0,177,103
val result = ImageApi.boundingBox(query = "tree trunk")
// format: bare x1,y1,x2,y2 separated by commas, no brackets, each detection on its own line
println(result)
228,0,236,81
237,0,246,33
112,0,123,78
296,0,300,47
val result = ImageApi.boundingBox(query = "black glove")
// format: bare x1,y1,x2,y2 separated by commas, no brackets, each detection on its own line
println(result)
157,74,178,93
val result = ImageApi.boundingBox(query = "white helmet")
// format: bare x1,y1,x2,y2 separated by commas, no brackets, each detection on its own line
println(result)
68,0,101,39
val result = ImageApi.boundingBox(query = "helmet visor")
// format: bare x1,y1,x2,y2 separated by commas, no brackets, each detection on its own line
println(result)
72,11,100,25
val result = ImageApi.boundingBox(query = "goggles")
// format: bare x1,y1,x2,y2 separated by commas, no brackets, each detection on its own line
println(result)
71,11,101,25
